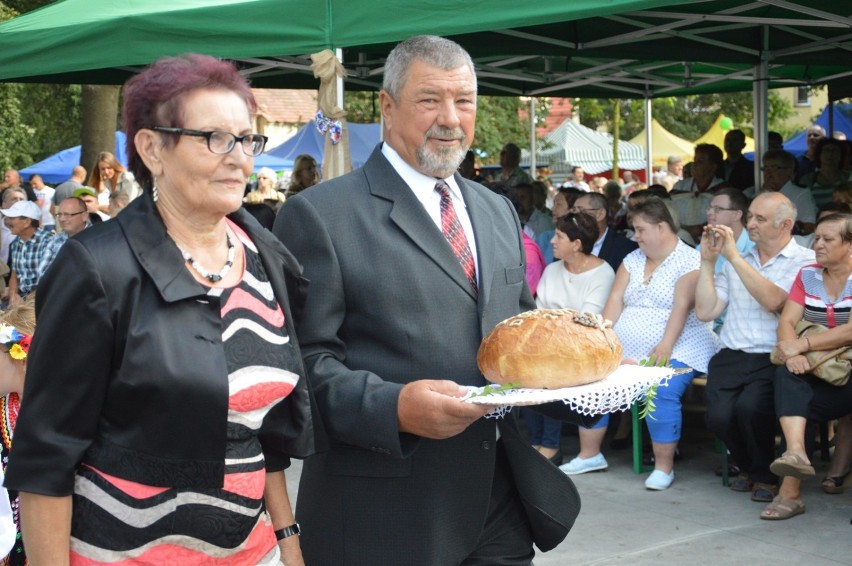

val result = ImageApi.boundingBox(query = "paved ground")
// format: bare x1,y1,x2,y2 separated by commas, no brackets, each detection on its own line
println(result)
285,412,851,565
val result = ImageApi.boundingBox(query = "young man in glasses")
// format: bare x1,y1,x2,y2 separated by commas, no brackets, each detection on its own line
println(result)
703,187,753,274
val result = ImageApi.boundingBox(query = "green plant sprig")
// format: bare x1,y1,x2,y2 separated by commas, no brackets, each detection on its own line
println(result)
637,356,670,420
468,382,522,398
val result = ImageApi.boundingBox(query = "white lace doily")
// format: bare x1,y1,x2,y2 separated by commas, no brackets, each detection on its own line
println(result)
463,365,675,418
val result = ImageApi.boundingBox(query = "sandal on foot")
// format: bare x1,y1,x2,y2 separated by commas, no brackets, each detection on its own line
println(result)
751,482,779,503
821,470,850,494
760,496,805,520
729,474,753,492
770,452,815,480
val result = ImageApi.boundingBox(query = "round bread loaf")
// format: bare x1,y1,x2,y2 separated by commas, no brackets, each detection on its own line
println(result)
477,308,622,389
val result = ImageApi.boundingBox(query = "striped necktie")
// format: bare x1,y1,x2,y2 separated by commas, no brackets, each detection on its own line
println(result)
435,181,477,297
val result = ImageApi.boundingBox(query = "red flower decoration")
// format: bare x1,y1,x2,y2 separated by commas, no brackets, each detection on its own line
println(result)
19,335,31,352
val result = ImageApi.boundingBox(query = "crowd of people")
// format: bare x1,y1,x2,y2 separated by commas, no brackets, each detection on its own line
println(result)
0,33,848,565
491,118,851,521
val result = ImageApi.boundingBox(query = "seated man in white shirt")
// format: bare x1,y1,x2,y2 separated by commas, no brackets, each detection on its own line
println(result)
696,192,815,504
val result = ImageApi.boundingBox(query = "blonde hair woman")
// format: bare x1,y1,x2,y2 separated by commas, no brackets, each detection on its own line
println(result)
285,154,319,198
87,151,142,210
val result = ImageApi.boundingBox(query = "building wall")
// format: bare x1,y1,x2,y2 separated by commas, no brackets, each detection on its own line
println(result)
776,85,829,132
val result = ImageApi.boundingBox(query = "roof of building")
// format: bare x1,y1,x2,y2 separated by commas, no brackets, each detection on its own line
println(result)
252,89,317,124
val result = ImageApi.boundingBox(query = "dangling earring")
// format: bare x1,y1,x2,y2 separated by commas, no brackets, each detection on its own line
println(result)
152,183,159,204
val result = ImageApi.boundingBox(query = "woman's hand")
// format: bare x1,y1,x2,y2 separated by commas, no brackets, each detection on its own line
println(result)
776,337,807,361
785,354,811,375
279,536,305,566
648,343,673,365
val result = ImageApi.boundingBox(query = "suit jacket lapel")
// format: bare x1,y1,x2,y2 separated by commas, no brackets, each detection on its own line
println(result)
364,147,477,300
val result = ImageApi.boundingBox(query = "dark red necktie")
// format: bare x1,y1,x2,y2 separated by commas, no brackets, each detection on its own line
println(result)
435,181,478,297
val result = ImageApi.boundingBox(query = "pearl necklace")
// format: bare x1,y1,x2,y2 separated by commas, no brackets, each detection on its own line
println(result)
178,233,236,283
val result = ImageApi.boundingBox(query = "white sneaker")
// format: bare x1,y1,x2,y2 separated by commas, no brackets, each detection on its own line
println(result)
645,469,675,490
559,453,608,475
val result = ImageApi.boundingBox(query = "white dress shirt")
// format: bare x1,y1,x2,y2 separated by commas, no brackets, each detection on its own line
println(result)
381,143,480,284
715,238,815,353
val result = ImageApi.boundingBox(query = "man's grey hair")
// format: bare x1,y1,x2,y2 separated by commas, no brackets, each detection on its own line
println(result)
755,192,797,228
773,198,797,228
383,35,476,100
2,188,26,206
109,190,131,207
807,124,826,136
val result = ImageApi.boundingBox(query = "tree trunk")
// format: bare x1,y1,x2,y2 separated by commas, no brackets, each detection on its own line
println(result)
80,84,120,180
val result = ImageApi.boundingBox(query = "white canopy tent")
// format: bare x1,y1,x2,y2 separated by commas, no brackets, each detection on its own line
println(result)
523,118,646,176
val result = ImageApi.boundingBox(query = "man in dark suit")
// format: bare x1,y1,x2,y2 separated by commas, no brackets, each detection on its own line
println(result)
571,192,637,271
275,35,587,565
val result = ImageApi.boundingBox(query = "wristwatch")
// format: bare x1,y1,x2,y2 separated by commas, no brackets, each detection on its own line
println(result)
274,523,301,540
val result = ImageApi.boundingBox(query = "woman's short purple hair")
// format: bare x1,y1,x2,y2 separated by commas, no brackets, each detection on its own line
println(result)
122,53,257,191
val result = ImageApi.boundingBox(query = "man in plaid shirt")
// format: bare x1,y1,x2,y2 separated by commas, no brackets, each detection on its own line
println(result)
1,200,52,306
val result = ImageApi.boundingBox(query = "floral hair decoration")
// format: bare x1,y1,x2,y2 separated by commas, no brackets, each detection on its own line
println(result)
0,323,31,361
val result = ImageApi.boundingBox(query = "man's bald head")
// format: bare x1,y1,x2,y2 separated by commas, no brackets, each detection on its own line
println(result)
71,166,87,182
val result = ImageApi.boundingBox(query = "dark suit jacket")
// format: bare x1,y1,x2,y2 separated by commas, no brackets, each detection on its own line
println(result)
8,195,322,495
599,228,638,272
722,157,755,191
275,146,583,565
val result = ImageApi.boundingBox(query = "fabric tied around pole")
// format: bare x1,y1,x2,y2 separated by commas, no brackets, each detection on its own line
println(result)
310,49,351,181
434,181,478,298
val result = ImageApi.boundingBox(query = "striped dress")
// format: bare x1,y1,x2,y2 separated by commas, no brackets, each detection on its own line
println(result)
788,263,852,328
69,222,299,565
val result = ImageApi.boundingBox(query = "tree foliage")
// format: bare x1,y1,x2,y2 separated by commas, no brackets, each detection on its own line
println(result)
0,0,82,172
345,91,548,164
574,92,795,142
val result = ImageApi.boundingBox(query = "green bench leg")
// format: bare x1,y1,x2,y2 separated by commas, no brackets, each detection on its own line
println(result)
631,403,653,474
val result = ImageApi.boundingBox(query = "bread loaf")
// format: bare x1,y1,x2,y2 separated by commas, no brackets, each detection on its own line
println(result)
477,309,622,389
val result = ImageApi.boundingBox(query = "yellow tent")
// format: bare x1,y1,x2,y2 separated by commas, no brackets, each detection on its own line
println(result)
628,119,695,168
692,115,755,154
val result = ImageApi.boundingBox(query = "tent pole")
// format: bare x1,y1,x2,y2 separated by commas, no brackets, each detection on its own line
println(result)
644,96,652,186
529,97,536,180
828,99,835,136
753,26,770,193
335,48,346,176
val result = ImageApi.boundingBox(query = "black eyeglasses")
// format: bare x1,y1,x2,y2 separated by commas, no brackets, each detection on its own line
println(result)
707,206,736,213
570,206,602,213
151,127,268,157
56,211,86,218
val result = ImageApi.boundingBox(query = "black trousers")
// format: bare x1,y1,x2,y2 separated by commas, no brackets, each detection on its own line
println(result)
705,349,778,484
461,440,535,566
775,365,852,421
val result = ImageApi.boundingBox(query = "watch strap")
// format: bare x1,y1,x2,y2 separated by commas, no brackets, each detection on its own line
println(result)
274,523,301,540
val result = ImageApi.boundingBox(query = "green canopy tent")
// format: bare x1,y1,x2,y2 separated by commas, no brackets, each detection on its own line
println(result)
1,0,850,180
1,0,849,97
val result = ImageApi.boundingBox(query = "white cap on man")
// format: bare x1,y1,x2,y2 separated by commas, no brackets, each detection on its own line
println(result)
0,200,42,220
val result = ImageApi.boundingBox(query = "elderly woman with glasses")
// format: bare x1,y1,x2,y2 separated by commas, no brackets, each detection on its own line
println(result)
6,54,322,565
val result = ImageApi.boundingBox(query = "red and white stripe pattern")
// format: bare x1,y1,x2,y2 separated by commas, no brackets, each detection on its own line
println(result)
69,223,296,565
